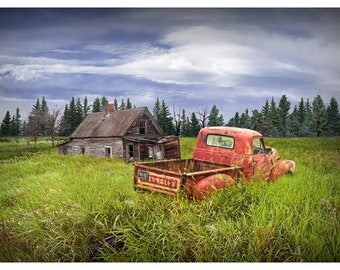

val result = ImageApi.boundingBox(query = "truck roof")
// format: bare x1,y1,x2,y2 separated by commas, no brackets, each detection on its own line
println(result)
195,126,265,157
199,126,263,138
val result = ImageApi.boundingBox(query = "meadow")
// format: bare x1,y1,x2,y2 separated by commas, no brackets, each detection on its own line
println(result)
0,136,339,262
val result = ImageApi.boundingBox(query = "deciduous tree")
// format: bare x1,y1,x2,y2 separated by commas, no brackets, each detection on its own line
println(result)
48,106,63,147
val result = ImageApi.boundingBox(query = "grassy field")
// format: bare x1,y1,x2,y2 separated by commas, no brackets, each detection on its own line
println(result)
0,136,339,262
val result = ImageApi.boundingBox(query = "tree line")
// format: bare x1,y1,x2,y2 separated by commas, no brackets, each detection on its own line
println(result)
153,94,339,138
1,94,339,145
227,95,339,137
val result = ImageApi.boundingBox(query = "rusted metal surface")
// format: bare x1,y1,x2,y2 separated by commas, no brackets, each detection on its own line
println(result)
190,174,235,201
134,159,240,196
193,127,295,182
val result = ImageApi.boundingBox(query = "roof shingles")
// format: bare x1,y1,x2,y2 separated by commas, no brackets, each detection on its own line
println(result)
70,107,161,138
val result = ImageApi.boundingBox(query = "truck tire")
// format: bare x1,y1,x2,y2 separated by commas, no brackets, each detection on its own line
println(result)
191,174,235,200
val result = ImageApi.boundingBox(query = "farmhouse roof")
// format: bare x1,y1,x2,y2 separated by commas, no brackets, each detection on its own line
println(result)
69,107,164,138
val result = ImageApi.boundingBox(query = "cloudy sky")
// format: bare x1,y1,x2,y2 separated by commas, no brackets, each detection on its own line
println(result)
0,7,339,122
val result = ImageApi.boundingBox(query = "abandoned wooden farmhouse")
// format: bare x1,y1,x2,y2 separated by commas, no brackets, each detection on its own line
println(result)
57,105,180,161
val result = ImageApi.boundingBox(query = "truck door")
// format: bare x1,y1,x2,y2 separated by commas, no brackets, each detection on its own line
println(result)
252,137,271,180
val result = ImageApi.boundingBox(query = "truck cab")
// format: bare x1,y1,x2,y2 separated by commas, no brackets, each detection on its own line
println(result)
193,127,293,181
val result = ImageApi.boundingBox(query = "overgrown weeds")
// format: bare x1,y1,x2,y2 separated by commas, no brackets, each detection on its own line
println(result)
0,137,339,261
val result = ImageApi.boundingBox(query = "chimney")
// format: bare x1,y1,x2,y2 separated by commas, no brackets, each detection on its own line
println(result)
107,103,115,113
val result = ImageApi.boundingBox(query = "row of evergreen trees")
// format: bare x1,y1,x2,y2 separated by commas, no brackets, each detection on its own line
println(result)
0,95,137,141
153,95,339,138
227,95,339,137
1,94,339,142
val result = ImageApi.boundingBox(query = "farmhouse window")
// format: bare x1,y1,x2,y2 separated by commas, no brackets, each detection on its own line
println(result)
105,146,112,158
139,121,146,134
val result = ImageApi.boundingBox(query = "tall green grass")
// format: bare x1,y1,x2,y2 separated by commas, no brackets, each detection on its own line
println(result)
0,137,339,262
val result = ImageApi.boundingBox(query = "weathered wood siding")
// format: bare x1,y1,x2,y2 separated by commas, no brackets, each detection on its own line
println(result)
126,114,160,136
58,138,123,158
164,139,181,159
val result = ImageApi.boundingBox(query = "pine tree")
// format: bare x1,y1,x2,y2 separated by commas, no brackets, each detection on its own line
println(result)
14,107,21,136
76,98,83,127
261,100,271,136
250,109,263,133
40,96,50,136
310,95,327,137
239,109,251,129
114,98,119,110
297,98,305,124
326,97,340,136
190,112,201,137
92,97,101,112
269,97,279,137
0,111,12,136
68,97,77,132
119,99,126,110
297,98,308,136
83,96,91,118
288,105,299,137
6,108,21,136
59,97,81,136
180,109,191,137
126,98,132,109
159,100,174,135
234,112,240,127
152,97,161,123
277,94,291,137
208,105,224,126
100,96,108,112
26,98,43,147
305,99,312,136
59,104,70,136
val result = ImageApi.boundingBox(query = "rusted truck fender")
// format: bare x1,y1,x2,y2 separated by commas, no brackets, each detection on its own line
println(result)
270,159,296,181
268,147,295,181
190,174,235,200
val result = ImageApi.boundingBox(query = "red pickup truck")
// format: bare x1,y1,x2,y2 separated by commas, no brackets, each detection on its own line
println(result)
134,127,295,200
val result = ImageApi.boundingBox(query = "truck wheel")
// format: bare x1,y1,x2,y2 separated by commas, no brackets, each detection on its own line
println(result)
191,174,235,200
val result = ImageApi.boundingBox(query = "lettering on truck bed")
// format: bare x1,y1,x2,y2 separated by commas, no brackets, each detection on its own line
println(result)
137,169,180,192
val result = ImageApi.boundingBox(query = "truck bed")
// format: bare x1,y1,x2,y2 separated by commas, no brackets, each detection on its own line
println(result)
134,158,241,196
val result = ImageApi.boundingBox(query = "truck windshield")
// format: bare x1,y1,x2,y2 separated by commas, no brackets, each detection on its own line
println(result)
206,134,234,149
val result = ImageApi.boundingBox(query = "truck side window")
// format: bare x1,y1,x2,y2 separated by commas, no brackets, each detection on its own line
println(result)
206,134,234,149
253,138,265,154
